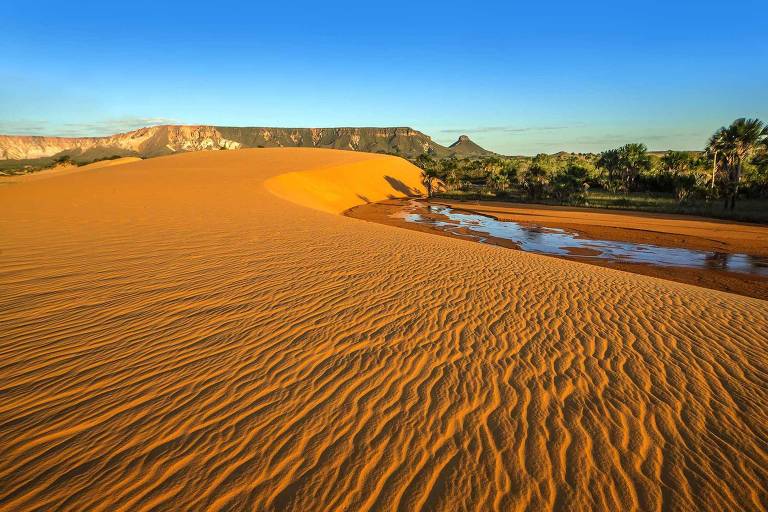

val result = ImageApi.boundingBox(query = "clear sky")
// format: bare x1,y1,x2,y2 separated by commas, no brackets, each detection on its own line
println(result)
3,1,766,155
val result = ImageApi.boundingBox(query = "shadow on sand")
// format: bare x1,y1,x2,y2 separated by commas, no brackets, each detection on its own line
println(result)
384,176,421,198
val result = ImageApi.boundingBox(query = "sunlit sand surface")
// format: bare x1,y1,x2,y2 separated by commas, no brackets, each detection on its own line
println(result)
1,149,766,511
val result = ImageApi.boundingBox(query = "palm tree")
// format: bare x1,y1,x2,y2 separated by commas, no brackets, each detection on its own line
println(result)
617,143,651,193
760,125,768,152
660,151,693,177
416,153,434,170
706,127,727,190
755,152,768,168
720,118,766,210
520,164,548,199
441,157,459,190
482,156,504,176
421,167,439,197
485,170,509,193
551,164,589,202
597,149,621,191
416,154,439,197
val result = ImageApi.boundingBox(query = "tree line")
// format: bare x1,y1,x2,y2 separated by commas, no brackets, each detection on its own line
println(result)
416,118,768,210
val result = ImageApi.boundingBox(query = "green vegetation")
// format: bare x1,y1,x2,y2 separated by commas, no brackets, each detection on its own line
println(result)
707,118,767,210
0,154,128,176
413,118,768,223
417,154,440,197
74,154,126,166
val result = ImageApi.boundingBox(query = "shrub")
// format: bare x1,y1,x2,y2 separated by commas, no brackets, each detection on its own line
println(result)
550,164,590,203
520,164,548,199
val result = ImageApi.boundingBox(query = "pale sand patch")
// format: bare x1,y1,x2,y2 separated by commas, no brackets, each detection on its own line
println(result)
0,148,766,511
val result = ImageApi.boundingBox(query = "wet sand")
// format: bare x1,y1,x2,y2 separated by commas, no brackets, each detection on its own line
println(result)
1,149,767,511
441,199,768,256
346,199,768,300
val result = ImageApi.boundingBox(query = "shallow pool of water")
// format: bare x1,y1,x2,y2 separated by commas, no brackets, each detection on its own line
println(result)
406,205,768,277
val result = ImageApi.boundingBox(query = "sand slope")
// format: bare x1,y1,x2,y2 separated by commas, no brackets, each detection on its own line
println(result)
0,148,766,511
265,153,423,213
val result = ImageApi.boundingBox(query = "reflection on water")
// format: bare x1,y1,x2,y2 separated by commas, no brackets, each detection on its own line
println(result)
406,205,768,277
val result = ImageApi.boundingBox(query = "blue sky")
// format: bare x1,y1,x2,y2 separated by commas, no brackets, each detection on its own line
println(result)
3,1,766,155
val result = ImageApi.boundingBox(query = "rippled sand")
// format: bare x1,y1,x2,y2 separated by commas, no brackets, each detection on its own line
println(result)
1,149,766,511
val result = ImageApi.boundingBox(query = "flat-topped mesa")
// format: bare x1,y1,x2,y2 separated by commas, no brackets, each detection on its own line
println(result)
0,125,495,164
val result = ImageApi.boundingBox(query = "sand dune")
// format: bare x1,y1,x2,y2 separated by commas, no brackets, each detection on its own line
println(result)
264,153,423,213
1,148,766,511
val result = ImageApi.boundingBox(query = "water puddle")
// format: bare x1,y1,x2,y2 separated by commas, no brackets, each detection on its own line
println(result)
405,205,768,277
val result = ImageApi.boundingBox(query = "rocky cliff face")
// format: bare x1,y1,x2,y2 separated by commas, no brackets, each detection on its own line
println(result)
212,126,444,155
0,125,494,165
0,126,241,161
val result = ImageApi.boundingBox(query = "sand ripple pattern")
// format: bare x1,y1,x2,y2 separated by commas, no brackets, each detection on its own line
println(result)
1,149,767,511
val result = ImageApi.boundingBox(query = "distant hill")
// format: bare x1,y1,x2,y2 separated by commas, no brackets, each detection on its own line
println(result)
448,135,496,157
0,126,496,170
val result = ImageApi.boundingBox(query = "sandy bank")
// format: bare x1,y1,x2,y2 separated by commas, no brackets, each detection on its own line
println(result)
346,199,768,300
440,199,768,256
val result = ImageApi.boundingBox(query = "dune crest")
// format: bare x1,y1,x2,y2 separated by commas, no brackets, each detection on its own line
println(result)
1,148,766,511
80,156,143,169
264,151,424,213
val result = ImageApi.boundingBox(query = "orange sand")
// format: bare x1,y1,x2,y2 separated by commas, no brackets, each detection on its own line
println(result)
1,148,767,511
346,199,768,300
